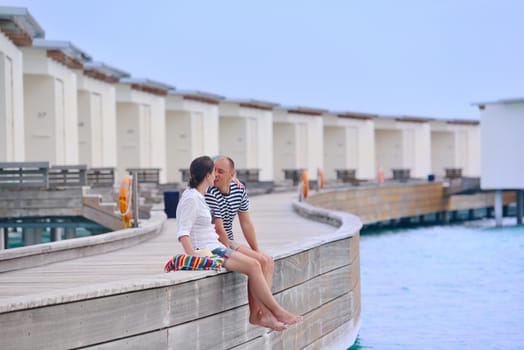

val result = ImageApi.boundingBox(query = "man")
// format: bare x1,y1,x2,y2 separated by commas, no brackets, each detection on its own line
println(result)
205,156,276,328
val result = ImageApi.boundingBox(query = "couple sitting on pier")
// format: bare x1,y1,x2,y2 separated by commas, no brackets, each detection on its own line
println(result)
175,155,303,331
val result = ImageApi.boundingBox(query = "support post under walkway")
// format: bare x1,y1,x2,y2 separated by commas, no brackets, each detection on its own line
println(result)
495,190,503,227
517,190,523,225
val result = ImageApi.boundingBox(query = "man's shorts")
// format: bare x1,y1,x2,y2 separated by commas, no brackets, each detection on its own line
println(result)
229,240,241,250
211,246,235,260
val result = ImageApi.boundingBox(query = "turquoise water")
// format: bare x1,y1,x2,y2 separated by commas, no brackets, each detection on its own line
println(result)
7,227,98,249
350,219,524,350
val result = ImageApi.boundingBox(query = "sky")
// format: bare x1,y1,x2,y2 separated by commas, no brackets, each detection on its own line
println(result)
3,0,524,120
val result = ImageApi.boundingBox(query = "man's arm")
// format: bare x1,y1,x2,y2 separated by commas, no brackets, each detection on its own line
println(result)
213,218,231,248
238,211,259,252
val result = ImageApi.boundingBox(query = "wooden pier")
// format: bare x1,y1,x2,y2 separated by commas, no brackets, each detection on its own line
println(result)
306,181,516,225
0,178,518,349
0,192,362,349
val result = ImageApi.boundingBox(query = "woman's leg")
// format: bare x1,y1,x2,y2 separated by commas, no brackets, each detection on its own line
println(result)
224,251,302,326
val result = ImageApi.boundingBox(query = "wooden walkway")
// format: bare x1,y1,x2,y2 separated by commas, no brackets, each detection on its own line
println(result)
0,192,337,310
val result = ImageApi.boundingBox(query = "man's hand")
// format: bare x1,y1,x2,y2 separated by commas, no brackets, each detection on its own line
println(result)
213,218,231,247
238,211,259,252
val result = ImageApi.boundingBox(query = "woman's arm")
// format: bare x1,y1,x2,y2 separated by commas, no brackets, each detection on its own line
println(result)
178,235,197,256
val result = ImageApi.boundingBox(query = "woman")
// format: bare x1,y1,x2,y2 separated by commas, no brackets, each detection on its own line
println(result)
176,155,302,331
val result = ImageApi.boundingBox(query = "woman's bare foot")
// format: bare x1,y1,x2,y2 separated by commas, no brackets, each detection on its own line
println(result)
250,313,288,331
275,311,303,326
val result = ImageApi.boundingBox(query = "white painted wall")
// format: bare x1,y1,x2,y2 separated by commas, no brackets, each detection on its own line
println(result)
375,129,402,179
480,103,524,189
430,121,480,177
219,117,246,166
374,118,431,179
166,110,191,183
431,130,454,176
411,122,431,178
322,115,376,180
463,124,480,177
23,75,54,162
272,110,323,181
22,47,79,165
0,31,25,161
256,109,273,181
358,119,376,179
307,116,324,180
218,102,274,181
273,122,296,181
115,102,139,180
116,84,167,182
76,74,117,167
165,95,219,183
323,125,346,179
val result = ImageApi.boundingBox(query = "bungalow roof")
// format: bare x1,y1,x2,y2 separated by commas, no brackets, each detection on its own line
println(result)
0,6,45,45
33,38,92,63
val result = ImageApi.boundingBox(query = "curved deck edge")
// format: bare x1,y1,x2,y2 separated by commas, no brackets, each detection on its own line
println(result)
291,199,362,349
0,208,167,273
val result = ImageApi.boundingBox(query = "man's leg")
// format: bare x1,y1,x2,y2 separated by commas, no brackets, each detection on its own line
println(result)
236,245,276,326
223,250,300,329
237,245,274,288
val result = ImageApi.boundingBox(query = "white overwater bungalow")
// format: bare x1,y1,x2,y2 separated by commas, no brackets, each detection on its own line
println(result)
115,78,173,182
77,62,129,168
322,111,376,181
474,98,524,225
272,106,325,182
219,98,277,182
374,115,432,180
429,118,480,178
165,90,222,183
21,39,89,165
0,6,44,162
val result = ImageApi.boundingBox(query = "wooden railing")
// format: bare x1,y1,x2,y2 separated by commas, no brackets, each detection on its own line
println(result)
0,162,49,188
179,168,190,183
0,162,112,189
392,168,411,182
126,168,160,184
87,167,115,187
282,168,305,185
236,168,260,182
48,165,87,187
335,168,356,183
445,167,463,179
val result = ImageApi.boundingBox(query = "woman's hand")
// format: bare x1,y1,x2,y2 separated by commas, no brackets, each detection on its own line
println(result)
232,176,244,189
195,248,213,257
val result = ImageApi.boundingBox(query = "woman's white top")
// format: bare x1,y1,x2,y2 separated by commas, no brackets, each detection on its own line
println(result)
176,187,224,250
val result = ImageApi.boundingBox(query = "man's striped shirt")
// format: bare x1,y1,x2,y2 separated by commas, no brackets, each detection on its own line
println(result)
205,181,249,240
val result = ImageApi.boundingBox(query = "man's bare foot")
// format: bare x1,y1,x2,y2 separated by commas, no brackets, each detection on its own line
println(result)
250,313,288,331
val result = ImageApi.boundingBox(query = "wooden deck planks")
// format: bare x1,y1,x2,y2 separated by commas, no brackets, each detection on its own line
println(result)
0,192,336,302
